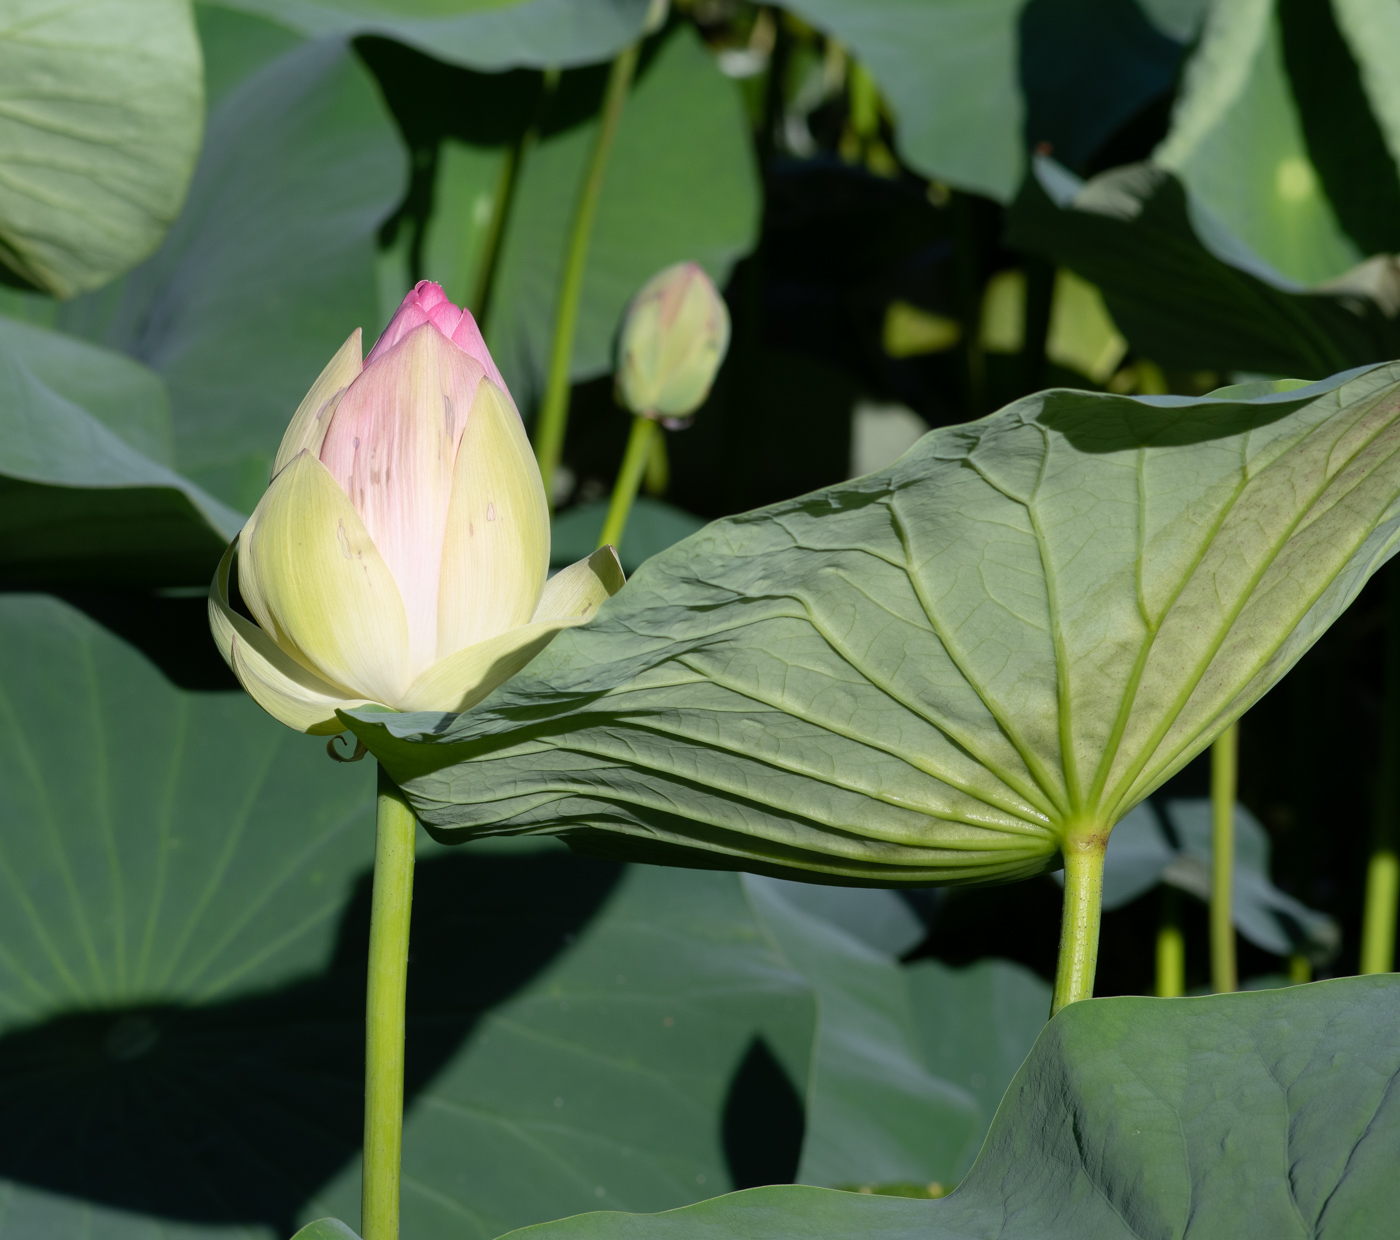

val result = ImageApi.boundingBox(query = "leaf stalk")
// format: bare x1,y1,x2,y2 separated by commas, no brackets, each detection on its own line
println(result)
1051,827,1107,1015
362,765,417,1240
1210,724,1238,993
598,414,658,552
533,42,641,508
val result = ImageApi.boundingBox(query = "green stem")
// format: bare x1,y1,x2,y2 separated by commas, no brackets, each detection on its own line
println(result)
1155,885,1184,998
598,415,658,551
533,43,641,507
1210,724,1238,993
362,765,417,1240
469,68,557,330
1362,565,1400,974
1051,830,1107,1016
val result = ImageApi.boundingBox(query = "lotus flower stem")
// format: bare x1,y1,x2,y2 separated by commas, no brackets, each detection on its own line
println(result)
1155,886,1185,997
1210,724,1238,993
362,765,417,1240
1051,831,1107,1015
1362,566,1400,974
534,42,641,507
598,414,658,552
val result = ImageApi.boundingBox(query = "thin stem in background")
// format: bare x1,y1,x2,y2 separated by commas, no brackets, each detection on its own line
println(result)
1362,565,1400,973
1210,724,1238,993
469,68,559,331
1051,831,1107,1015
362,765,418,1240
598,414,658,551
1155,885,1184,997
533,43,642,508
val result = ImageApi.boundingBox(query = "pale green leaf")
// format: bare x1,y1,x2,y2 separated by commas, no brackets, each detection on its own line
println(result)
347,365,1400,884
0,0,203,297
1154,0,1361,284
60,27,407,514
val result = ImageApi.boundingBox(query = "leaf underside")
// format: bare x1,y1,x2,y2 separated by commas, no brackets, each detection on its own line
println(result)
349,365,1400,886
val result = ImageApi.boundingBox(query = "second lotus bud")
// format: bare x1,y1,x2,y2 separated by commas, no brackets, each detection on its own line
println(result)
615,261,730,428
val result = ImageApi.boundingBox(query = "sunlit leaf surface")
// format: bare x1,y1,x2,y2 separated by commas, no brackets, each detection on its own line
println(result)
0,0,203,297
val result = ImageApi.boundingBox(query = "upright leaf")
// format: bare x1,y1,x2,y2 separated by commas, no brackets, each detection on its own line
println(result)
0,0,203,297
1154,0,1360,284
348,365,1400,884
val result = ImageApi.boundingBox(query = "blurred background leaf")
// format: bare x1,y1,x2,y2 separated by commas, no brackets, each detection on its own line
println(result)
0,0,203,298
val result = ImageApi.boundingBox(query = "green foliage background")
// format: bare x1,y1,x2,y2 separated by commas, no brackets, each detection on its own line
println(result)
1,0,1398,1236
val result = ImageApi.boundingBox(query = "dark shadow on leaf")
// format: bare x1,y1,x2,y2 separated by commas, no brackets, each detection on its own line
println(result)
721,1037,804,1190
1034,386,1316,452
0,850,621,1236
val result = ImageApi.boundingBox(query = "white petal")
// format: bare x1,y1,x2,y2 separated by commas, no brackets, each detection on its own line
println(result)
238,452,412,705
436,378,549,658
272,330,363,478
319,324,487,675
208,541,375,734
532,546,625,623
399,619,580,714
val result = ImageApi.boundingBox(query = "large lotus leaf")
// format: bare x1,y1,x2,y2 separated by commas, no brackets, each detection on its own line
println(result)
743,880,977,1190
0,316,240,583
59,21,407,514
904,958,1049,1179
0,0,203,298
1154,0,1360,285
494,974,1400,1239
214,0,650,69
0,594,983,1238
1279,0,1400,258
345,364,1400,885
482,24,759,406
783,0,1184,202
1005,156,1400,377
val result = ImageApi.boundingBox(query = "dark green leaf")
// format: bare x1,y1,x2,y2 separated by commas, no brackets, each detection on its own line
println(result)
0,317,239,584
215,0,651,69
0,597,979,1236
480,25,759,404
347,366,1400,885
550,498,708,573
904,958,1049,1177
0,0,203,297
1005,157,1400,377
494,975,1400,1239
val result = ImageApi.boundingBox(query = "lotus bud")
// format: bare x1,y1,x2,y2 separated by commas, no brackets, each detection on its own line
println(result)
615,261,730,428
209,281,625,736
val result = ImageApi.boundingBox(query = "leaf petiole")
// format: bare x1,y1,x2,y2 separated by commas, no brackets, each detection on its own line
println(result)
1051,826,1107,1015
362,765,417,1240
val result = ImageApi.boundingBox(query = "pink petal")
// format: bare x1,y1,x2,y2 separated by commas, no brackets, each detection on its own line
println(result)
319,323,486,677
366,282,511,402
